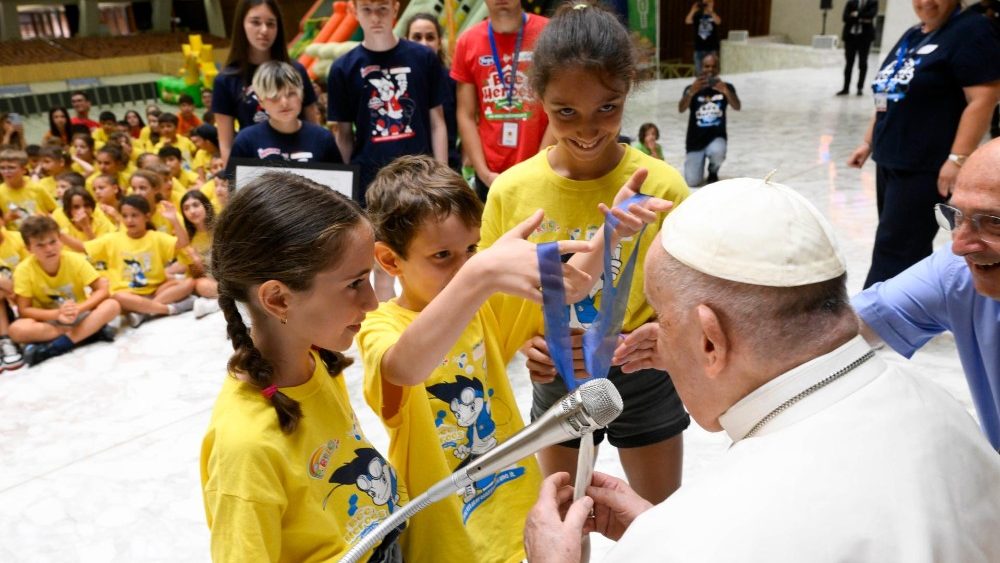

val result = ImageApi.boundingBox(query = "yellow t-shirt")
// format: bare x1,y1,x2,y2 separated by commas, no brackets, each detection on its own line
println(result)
0,178,58,230
53,207,117,242
357,299,542,563
13,251,99,309
176,168,199,190
200,179,221,210
0,231,28,279
38,176,59,199
191,149,214,175
481,145,690,332
92,128,109,146
138,125,152,147
83,230,176,294
179,229,211,269
201,351,405,563
153,136,197,163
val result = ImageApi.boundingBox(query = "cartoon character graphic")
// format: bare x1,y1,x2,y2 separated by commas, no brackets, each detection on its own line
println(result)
695,95,724,128
325,448,403,562
0,265,13,279
874,53,921,101
123,258,148,289
366,67,415,141
427,376,499,501
572,242,623,327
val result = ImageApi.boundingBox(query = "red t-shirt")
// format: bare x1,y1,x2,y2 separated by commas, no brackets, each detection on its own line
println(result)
71,116,99,131
451,14,549,175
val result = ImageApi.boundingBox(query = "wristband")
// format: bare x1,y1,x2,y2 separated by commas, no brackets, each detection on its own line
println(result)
947,153,968,167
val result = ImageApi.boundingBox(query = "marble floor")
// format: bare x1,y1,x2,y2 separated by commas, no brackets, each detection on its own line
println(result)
0,65,979,562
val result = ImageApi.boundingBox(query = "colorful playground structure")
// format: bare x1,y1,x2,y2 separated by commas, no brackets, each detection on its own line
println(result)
289,0,492,82
155,35,218,107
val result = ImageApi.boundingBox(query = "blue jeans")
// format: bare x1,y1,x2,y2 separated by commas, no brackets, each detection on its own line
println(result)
683,137,727,186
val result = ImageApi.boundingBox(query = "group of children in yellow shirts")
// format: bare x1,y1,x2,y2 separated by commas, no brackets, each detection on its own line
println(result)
0,101,226,368
200,2,693,562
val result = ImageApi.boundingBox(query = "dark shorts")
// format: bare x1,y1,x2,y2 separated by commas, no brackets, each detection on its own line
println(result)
530,366,690,449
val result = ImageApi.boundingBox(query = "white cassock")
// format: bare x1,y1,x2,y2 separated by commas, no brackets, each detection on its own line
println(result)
605,336,1000,562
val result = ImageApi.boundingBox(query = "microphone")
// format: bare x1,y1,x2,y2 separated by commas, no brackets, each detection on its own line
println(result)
457,377,623,486
339,378,624,563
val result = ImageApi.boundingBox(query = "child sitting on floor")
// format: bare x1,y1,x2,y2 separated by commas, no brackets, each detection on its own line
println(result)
10,215,121,366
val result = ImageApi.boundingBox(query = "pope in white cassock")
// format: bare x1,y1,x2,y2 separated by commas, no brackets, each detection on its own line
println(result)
523,176,1000,562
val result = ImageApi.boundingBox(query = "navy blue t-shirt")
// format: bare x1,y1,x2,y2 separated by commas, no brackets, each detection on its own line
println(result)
211,61,318,129
229,121,341,164
682,83,736,152
326,39,444,197
443,66,460,173
872,9,1000,171
693,11,720,52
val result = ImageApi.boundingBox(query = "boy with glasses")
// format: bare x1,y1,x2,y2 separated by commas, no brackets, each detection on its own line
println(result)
853,138,1000,451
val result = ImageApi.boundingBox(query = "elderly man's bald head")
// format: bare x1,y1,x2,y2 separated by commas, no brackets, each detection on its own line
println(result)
949,138,1000,299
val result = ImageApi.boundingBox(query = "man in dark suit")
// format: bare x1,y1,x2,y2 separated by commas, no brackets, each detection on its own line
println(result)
837,0,879,96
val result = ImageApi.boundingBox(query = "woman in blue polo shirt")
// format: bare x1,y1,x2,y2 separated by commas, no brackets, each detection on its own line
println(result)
212,0,319,163
847,0,1000,288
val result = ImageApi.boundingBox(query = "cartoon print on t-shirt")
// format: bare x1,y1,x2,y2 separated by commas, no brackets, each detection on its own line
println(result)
694,94,725,128
873,52,921,101
364,65,416,142
325,447,403,562
45,283,76,306
427,373,526,520
123,256,149,289
481,52,534,121
698,14,715,41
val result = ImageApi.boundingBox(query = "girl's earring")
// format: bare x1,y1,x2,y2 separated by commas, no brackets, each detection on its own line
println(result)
281,316,287,325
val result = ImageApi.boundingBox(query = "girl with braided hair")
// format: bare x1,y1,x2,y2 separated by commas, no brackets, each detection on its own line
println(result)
199,171,404,562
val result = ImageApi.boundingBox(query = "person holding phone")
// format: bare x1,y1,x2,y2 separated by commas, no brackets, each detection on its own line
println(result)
678,53,739,187
685,0,721,75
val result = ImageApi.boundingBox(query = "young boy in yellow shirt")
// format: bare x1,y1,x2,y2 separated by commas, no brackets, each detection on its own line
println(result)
85,145,130,195
158,146,199,190
152,113,197,162
10,215,120,366
356,155,663,562
0,149,57,230
37,146,70,198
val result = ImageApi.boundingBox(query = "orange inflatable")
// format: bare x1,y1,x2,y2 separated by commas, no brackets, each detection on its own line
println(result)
298,1,346,72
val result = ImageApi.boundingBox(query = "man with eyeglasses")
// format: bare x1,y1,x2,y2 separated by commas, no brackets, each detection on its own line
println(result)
853,138,1000,451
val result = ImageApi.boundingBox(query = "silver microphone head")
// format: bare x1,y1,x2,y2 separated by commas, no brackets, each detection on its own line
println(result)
579,378,624,426
558,378,624,433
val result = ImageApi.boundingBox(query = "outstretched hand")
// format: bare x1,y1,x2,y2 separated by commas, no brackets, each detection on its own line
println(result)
477,209,592,304
597,168,673,242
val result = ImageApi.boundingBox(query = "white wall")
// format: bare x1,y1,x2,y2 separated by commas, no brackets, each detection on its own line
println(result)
879,0,918,53
769,0,887,46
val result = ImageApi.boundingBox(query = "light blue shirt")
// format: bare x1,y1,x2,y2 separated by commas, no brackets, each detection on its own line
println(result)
852,244,1000,450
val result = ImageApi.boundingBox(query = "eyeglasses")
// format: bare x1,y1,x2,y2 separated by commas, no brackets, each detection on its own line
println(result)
935,203,1000,245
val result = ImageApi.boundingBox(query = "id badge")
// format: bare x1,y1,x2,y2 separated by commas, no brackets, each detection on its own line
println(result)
501,121,519,147
874,93,888,112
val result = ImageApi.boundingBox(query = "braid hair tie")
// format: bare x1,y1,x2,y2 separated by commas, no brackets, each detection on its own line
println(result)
261,385,279,399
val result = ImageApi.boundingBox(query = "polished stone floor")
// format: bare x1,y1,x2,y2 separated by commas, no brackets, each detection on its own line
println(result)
0,65,977,562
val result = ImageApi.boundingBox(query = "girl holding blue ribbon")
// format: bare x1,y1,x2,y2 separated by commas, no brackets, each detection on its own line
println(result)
480,1,693,505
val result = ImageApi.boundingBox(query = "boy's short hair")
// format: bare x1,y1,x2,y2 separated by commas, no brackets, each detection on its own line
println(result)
26,145,41,159
19,215,60,247
178,94,195,106
157,112,179,126
99,111,116,123
135,152,159,168
108,131,130,144
157,146,182,161
0,149,28,166
251,61,304,100
55,171,86,188
366,155,482,258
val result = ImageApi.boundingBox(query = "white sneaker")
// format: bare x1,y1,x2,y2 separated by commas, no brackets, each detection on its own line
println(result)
193,297,220,319
0,337,24,371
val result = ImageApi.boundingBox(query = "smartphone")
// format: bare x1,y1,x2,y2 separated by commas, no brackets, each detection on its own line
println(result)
707,76,720,87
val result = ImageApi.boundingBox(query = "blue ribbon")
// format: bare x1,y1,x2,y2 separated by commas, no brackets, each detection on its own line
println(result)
538,193,651,390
